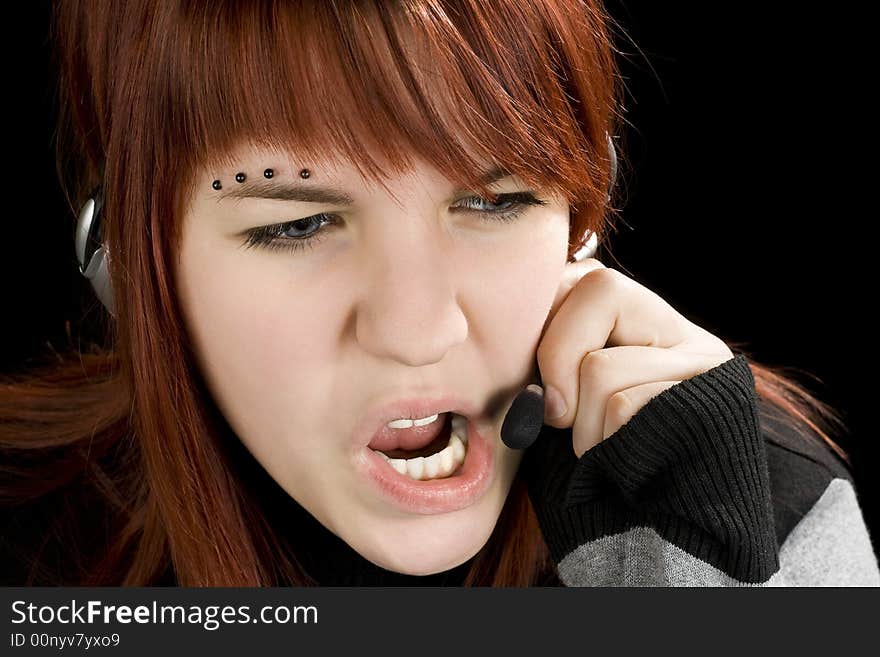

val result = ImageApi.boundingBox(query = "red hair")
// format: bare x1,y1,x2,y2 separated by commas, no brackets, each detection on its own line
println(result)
1,0,847,585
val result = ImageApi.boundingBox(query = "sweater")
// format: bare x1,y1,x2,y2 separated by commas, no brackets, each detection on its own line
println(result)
522,354,879,585
2,355,878,586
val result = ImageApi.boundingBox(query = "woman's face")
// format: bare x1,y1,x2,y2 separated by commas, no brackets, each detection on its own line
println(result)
175,143,571,575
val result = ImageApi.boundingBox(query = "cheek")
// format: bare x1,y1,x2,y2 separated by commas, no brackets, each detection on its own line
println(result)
175,235,335,451
467,210,569,368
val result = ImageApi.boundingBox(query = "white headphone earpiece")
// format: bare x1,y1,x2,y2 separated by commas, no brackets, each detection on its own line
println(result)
74,185,115,317
571,133,617,263
571,230,600,262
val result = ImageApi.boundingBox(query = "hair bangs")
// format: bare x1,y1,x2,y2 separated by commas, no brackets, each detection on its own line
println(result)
165,0,612,210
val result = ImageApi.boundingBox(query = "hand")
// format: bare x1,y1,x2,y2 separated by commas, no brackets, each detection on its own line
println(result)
537,258,735,458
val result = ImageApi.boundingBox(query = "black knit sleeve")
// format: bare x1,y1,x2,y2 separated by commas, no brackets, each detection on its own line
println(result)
520,354,781,584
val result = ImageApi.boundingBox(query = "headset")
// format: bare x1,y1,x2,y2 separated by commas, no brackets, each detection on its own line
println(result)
570,133,617,264
75,135,617,317
75,175,115,317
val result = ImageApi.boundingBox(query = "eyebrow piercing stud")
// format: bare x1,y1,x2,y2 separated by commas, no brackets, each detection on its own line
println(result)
213,168,304,189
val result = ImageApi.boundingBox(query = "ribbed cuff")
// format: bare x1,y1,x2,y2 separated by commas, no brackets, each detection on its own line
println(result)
522,354,780,583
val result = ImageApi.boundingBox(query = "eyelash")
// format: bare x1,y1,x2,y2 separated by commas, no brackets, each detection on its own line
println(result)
239,192,548,254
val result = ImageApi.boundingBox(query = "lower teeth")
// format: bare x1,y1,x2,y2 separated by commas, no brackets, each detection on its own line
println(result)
373,413,468,481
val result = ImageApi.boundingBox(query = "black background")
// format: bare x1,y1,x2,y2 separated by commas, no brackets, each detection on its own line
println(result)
5,2,876,551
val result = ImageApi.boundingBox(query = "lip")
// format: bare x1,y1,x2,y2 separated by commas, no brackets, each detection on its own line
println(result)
355,415,496,515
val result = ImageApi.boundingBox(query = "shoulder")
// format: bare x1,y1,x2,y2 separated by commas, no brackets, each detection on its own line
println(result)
757,399,880,584
757,398,854,545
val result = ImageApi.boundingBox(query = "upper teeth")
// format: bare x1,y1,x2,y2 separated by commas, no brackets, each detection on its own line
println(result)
386,413,439,429
374,412,469,480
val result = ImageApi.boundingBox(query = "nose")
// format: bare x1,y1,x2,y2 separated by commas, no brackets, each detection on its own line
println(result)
355,221,468,367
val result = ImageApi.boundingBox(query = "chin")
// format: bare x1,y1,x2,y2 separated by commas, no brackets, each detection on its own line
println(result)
368,530,491,577
350,492,508,576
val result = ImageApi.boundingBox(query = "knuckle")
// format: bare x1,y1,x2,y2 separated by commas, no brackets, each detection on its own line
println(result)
715,340,735,360
579,350,613,386
605,390,634,425
586,266,626,291
690,327,735,359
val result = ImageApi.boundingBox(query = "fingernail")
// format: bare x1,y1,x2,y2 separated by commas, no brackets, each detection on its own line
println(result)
543,384,567,420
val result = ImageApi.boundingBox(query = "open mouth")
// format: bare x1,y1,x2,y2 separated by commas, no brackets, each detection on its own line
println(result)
370,413,468,480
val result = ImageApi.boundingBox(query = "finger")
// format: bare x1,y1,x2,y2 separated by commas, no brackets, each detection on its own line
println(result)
572,347,734,453
542,258,607,339
599,380,681,450
538,267,694,428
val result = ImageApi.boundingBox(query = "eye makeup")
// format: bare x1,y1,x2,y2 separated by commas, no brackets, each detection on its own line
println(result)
238,191,548,255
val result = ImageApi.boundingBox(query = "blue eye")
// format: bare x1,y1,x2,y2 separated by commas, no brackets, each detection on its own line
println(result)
239,214,338,253
239,191,547,255
453,193,536,215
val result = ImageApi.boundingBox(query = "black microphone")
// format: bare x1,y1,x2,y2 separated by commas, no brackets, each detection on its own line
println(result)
500,383,546,450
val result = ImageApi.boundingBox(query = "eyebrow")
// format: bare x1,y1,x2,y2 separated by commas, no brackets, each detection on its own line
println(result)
215,166,512,204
